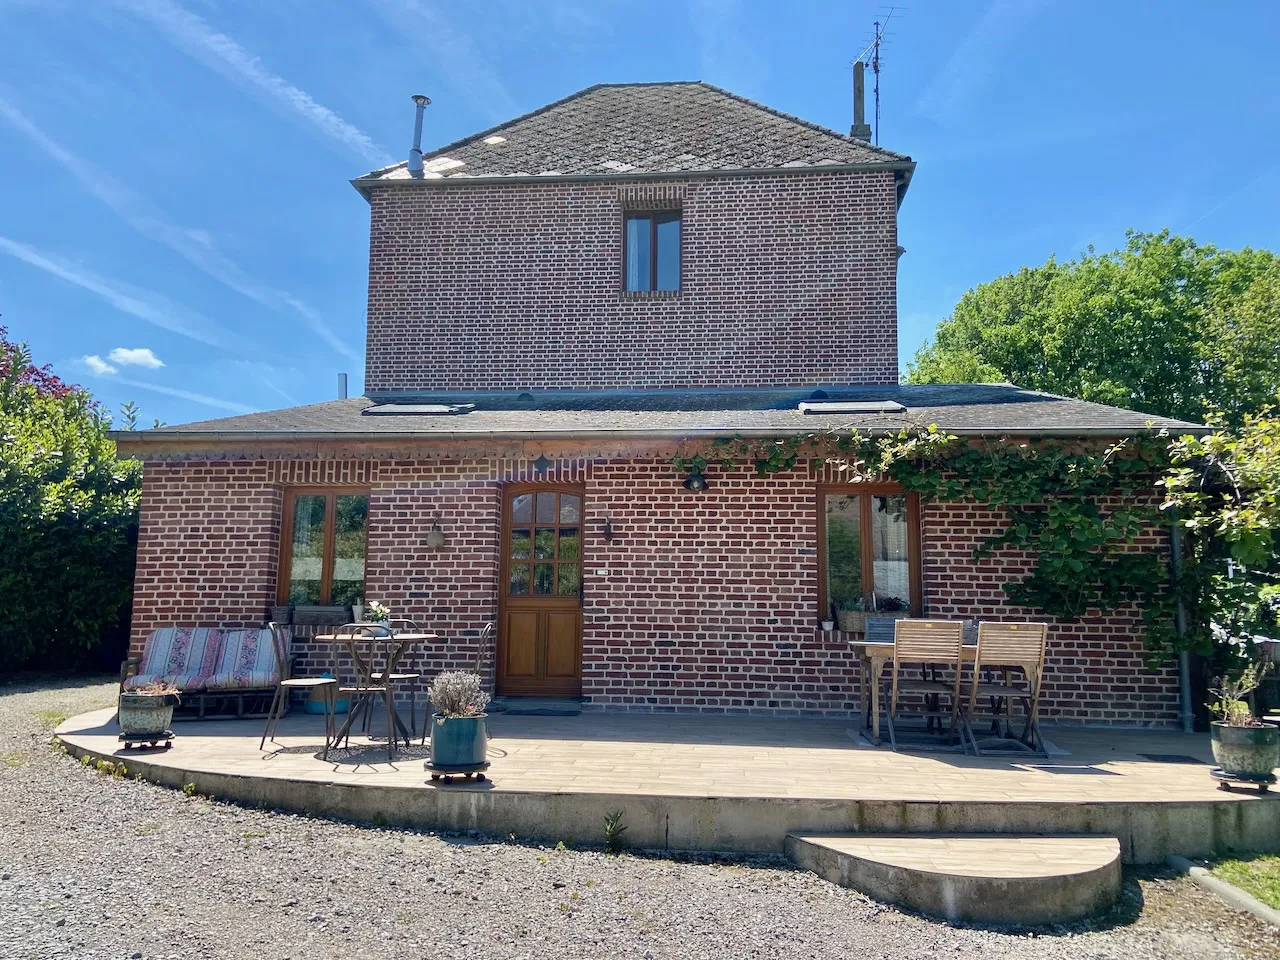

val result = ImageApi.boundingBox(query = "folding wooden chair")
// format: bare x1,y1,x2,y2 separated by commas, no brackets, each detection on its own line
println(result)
885,619,966,752
963,621,1049,756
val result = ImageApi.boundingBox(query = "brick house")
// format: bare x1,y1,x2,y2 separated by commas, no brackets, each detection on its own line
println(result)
114,82,1198,724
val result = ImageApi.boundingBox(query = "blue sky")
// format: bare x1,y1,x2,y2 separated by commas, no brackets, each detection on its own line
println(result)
1,0,1277,426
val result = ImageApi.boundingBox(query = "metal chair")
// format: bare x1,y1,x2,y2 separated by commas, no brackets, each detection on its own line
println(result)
259,622,339,760
331,623,396,760
422,621,496,746
884,619,966,752
368,619,422,739
963,622,1049,756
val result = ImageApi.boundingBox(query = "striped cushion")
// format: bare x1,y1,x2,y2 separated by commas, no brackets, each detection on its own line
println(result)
123,627,225,691
205,628,282,690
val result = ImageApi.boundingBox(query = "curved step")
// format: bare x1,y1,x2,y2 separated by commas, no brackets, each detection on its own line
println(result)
785,833,1121,926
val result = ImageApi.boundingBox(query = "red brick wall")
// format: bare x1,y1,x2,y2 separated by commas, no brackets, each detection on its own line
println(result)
364,172,901,393
131,461,282,646
128,456,1178,726
921,501,1178,726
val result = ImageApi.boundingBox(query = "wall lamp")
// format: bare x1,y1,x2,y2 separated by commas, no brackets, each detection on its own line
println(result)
425,515,447,549
602,516,615,542
682,471,709,493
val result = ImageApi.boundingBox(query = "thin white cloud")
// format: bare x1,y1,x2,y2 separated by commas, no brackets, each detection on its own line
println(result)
228,359,302,407
369,0,519,122
0,94,360,363
108,347,164,368
0,235,234,348
114,375,257,414
115,0,391,167
916,0,1049,126
83,355,118,376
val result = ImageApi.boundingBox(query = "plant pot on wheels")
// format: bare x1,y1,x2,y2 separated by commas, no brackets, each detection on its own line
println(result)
118,692,178,750
427,714,489,783
1209,721,1279,792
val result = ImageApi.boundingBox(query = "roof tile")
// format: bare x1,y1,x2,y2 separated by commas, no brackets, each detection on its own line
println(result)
359,82,911,183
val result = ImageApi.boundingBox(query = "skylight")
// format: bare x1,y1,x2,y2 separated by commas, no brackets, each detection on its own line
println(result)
363,403,475,417
797,400,906,415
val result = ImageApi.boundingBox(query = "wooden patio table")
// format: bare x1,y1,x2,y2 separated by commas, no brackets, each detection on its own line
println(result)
849,639,977,743
312,630,438,758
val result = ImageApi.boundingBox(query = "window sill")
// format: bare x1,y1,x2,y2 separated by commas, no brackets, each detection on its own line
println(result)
620,289,681,301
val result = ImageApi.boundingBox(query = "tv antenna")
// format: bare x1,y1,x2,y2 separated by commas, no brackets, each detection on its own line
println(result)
852,7,901,145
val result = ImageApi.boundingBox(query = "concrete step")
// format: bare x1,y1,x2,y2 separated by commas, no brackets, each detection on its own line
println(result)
488,697,582,717
785,833,1121,926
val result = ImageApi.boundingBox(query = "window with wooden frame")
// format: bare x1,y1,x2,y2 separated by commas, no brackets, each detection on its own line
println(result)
277,488,370,606
624,210,681,292
817,486,922,621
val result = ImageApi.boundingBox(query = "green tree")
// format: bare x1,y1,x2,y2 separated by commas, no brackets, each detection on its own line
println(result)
906,230,1277,425
1163,405,1280,663
0,328,142,668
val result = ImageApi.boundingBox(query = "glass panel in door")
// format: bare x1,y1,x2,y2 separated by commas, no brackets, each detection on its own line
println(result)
824,494,862,616
331,494,368,606
870,494,911,612
287,495,327,604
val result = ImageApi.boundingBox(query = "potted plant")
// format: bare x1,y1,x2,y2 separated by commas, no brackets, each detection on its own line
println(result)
1209,661,1279,783
876,595,911,621
837,597,866,634
118,681,180,740
426,671,491,774
820,617,835,633
364,600,391,624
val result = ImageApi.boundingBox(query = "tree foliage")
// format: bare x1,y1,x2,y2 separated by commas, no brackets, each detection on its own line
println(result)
0,328,142,668
1163,406,1280,664
906,230,1278,425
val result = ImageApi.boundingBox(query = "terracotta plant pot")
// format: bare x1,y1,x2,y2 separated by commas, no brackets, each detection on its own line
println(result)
429,714,488,770
1210,721,1280,779
118,693,177,739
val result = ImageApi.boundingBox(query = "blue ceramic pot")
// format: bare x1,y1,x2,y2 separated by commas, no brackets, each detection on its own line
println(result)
429,714,488,769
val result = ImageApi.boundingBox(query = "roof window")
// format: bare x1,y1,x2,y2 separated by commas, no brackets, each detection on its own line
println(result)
797,400,906,415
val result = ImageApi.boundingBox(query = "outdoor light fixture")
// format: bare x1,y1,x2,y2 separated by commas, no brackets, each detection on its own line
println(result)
602,516,615,542
426,516,447,549
682,471,709,493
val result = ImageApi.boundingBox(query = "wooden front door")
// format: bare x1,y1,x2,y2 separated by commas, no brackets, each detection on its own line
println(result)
497,485,584,697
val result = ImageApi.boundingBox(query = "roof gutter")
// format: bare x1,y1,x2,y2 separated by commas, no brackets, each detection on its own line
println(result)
351,160,917,207
111,421,1203,450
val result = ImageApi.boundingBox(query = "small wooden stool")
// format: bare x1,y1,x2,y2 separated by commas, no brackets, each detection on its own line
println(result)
261,677,338,761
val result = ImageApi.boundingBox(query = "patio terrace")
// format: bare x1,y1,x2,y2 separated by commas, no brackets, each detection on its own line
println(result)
58,707,1280,865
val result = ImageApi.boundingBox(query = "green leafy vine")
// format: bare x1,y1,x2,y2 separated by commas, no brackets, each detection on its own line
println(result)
673,424,1183,658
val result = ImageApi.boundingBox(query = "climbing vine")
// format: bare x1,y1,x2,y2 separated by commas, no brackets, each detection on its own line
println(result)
674,424,1184,659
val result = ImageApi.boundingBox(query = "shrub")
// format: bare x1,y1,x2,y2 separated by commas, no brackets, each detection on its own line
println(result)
428,671,490,718
0,328,141,668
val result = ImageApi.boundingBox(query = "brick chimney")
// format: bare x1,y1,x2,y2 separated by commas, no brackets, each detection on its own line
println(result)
850,61,872,141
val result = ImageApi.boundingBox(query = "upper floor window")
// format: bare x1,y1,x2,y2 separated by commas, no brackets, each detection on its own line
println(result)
278,488,369,606
624,211,681,292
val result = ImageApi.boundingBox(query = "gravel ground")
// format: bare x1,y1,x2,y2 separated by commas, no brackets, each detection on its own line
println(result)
3,677,1279,960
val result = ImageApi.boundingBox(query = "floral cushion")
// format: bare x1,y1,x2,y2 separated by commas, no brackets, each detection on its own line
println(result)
204,628,282,690
123,627,226,691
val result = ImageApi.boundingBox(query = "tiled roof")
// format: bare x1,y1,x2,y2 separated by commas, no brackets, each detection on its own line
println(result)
356,82,912,184
116,385,1205,445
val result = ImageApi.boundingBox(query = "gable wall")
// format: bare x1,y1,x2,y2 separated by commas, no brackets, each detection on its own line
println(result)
364,170,900,393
